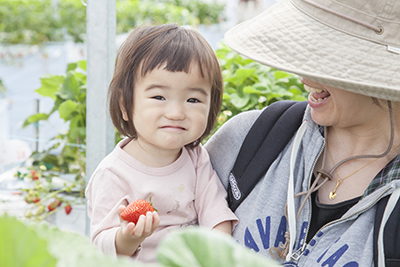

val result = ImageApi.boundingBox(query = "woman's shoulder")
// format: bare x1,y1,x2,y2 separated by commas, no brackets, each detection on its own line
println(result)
225,109,263,127
204,109,263,168
210,109,263,142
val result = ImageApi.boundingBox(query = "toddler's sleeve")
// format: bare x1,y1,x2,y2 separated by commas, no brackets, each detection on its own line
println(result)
193,145,238,231
86,168,130,256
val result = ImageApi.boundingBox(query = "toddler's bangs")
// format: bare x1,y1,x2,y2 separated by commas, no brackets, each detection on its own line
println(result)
139,27,217,84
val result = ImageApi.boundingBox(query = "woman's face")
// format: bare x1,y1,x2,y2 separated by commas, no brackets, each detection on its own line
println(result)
301,77,379,129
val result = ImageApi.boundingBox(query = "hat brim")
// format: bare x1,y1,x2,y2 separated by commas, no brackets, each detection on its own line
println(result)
225,0,400,101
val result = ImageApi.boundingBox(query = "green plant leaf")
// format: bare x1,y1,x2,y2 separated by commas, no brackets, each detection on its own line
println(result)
291,95,308,101
230,93,250,109
0,214,57,267
157,227,281,267
274,70,291,80
67,62,78,71
23,113,49,128
235,68,256,86
58,71,79,100
58,100,77,121
243,85,261,95
30,221,147,267
36,75,64,100
69,126,86,142
78,60,87,71
0,214,149,267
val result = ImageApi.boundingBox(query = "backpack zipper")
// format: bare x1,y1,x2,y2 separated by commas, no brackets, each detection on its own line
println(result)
289,139,325,262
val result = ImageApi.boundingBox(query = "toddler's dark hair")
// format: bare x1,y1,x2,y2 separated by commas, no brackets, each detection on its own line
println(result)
108,24,223,147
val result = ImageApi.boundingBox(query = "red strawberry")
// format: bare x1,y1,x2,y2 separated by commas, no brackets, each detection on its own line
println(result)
55,198,62,207
48,199,62,211
48,202,57,211
121,199,156,224
24,193,35,204
65,205,72,215
30,170,39,180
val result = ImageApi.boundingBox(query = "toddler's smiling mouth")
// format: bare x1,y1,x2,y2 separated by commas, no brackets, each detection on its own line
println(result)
161,125,186,131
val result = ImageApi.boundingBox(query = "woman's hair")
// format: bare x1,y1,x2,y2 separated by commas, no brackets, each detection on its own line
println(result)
108,24,223,148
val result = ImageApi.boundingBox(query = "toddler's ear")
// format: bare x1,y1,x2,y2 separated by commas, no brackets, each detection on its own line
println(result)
119,94,129,121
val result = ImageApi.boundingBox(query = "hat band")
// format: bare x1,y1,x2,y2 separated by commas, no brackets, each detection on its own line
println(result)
292,0,400,47
302,0,382,34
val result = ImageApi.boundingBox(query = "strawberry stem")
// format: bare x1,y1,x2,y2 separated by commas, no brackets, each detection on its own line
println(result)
149,196,158,212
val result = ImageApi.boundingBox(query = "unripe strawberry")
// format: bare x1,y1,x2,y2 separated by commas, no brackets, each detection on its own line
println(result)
25,210,33,218
36,205,45,216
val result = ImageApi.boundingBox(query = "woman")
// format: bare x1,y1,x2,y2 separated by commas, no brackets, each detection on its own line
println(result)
205,0,400,266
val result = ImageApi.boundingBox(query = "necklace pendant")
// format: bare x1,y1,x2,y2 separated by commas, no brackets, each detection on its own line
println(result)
329,191,337,200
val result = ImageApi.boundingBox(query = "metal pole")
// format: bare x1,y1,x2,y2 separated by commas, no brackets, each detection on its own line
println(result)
85,0,116,236
34,99,40,151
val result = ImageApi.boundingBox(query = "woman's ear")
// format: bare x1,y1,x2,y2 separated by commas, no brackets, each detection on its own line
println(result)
119,94,129,121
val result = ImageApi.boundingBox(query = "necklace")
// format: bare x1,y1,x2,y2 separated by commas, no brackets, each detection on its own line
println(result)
327,139,400,200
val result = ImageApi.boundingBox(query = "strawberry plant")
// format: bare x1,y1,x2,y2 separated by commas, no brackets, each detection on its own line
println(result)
15,61,87,221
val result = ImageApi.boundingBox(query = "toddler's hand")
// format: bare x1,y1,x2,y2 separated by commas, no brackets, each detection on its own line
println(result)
117,205,160,241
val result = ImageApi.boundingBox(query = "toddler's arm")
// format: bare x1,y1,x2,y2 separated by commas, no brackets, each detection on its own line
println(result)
115,205,160,256
213,221,233,235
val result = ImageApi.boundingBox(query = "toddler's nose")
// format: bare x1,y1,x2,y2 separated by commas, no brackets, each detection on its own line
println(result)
165,104,185,120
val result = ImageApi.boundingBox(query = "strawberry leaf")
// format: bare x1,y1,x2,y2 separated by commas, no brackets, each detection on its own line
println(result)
157,227,282,267
0,214,57,267
0,214,150,267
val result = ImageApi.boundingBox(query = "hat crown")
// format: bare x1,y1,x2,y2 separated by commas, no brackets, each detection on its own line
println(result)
292,0,400,47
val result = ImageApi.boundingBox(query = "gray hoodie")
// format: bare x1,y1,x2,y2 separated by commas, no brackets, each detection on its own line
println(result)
205,105,400,266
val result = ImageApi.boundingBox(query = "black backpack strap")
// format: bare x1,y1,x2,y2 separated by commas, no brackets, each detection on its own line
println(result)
227,100,308,212
373,194,400,267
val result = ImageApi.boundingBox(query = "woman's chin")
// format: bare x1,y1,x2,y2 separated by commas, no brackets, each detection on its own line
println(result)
310,107,333,127
307,94,330,109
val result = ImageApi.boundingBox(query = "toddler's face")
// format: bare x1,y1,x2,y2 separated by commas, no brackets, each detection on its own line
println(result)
127,64,211,153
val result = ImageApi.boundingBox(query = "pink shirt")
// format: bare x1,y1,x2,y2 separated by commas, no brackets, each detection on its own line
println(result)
86,138,238,263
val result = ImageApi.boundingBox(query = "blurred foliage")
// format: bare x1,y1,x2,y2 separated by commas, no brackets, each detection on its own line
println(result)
0,214,280,267
0,0,226,45
0,214,145,267
0,78,6,95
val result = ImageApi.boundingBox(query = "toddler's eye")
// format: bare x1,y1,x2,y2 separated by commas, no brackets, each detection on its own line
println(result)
188,98,200,103
152,96,165,100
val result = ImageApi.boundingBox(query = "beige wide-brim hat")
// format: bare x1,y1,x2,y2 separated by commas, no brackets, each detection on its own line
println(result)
225,0,400,101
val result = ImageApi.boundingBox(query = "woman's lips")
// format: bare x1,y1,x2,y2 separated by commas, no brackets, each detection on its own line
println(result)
304,84,330,102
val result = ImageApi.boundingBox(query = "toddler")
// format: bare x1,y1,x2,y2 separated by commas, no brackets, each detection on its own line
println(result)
86,24,238,263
